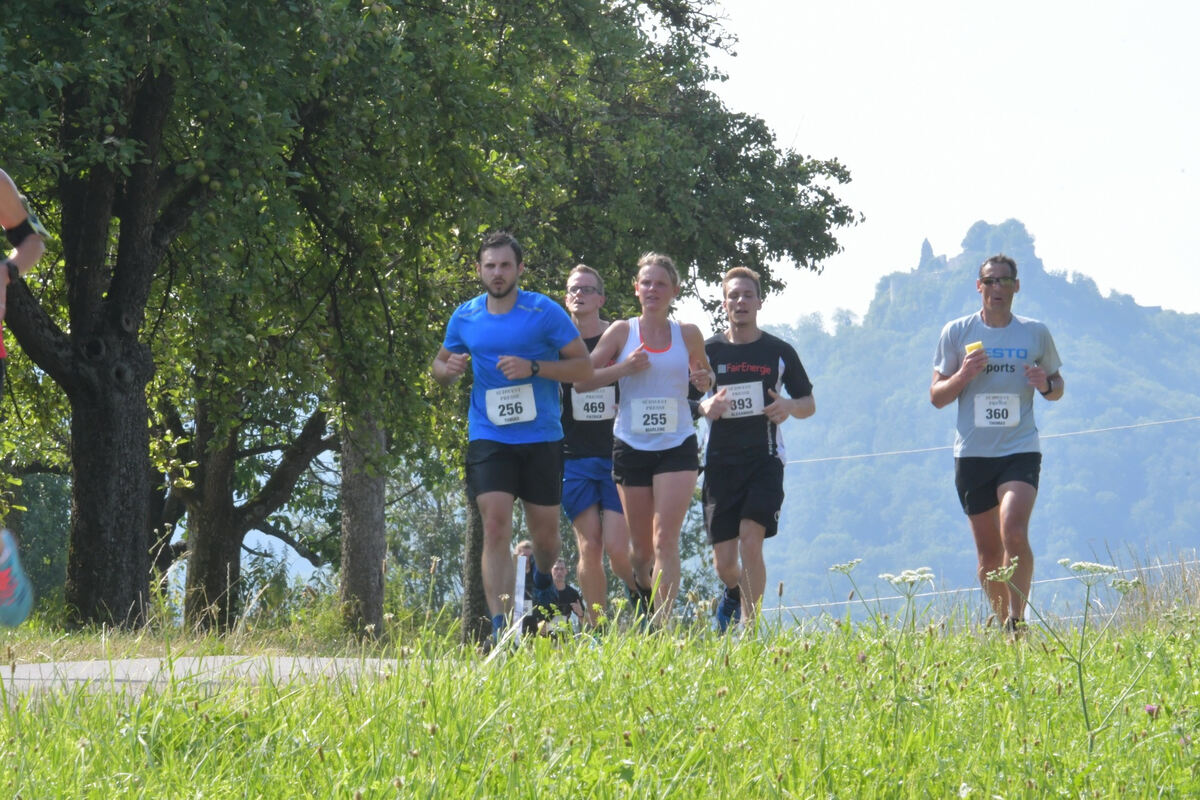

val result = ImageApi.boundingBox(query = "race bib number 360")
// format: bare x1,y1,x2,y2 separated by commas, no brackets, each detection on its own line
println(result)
486,384,536,426
631,397,677,434
974,393,1019,428
722,381,764,419
571,386,616,421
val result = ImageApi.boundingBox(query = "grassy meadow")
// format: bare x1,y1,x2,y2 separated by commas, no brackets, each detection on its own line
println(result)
1,566,1198,798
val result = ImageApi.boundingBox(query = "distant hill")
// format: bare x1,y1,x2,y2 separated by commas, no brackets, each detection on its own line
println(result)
763,219,1200,617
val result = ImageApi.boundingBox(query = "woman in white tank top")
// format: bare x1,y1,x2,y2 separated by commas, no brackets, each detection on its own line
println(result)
573,253,713,622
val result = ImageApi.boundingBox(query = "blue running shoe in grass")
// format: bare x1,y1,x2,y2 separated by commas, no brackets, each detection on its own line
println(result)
0,529,33,628
714,585,742,633
530,562,559,610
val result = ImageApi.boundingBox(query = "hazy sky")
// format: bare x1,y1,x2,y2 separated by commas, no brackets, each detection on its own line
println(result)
704,1,1200,327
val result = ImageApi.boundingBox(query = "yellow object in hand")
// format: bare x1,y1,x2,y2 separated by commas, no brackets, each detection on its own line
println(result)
965,341,984,354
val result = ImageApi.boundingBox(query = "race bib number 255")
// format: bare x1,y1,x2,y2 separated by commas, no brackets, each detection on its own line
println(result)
631,397,677,434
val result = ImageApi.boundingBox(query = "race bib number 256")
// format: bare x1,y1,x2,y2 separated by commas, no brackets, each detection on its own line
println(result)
486,384,536,426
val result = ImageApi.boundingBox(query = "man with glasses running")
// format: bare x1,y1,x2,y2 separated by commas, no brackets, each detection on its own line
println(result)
931,254,1064,633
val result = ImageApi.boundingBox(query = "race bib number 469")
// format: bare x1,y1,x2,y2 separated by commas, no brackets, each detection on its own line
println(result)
722,381,764,419
571,386,616,421
974,393,1019,428
486,384,536,426
631,397,677,434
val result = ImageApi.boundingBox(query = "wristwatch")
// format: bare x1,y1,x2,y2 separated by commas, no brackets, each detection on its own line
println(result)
530,359,540,376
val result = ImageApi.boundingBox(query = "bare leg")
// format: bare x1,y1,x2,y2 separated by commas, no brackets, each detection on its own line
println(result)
476,491,517,617
648,469,698,619
572,505,607,626
618,484,655,592
997,480,1037,620
738,520,767,623
521,500,562,576
968,506,1007,621
601,506,636,591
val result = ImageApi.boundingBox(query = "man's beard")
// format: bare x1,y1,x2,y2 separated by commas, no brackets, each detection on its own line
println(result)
487,281,516,299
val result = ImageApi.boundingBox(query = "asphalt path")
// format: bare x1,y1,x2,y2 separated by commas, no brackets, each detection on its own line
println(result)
1,656,395,697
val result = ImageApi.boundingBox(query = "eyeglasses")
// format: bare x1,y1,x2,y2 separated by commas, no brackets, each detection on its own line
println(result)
566,285,600,296
980,277,1016,288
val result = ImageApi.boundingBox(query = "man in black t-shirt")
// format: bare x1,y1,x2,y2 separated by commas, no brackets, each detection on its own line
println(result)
698,267,815,632
560,265,636,626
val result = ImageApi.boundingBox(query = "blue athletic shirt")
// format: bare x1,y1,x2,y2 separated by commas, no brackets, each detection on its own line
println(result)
443,289,581,444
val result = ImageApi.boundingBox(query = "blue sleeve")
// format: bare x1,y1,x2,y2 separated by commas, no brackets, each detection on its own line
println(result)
545,300,582,352
443,304,468,354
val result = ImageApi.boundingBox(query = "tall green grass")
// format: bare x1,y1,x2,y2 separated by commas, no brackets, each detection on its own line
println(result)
2,562,1198,798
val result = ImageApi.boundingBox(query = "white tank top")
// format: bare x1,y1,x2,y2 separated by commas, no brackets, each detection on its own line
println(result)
612,317,695,451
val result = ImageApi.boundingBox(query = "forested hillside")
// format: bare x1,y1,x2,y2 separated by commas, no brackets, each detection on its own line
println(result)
766,219,1200,615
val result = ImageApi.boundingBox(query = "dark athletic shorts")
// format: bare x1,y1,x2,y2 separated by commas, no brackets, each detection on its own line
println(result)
954,452,1041,516
611,435,699,487
561,456,623,520
702,457,784,544
466,439,563,506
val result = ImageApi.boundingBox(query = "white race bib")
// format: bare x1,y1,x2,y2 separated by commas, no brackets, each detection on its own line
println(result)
486,383,536,426
974,393,1019,428
721,381,764,419
631,397,677,434
571,386,616,421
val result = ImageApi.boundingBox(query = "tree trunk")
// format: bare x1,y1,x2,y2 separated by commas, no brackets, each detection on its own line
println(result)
65,373,154,625
182,425,241,629
460,484,490,646
339,413,386,637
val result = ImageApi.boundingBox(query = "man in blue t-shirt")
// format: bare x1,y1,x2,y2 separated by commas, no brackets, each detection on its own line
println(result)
432,232,592,641
931,254,1064,634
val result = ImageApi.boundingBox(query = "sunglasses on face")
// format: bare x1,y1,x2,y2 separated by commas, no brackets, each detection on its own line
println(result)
566,286,601,296
980,277,1016,287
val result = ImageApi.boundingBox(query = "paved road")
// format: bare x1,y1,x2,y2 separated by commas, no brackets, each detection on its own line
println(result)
1,656,394,696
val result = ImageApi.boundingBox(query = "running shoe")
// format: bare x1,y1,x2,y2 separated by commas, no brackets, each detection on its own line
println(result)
714,590,742,633
530,563,559,610
0,529,33,628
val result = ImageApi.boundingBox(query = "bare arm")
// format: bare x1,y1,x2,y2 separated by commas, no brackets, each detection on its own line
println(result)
1,169,47,279
765,389,815,423
573,321,644,392
930,348,988,408
431,346,469,387
497,337,593,384
681,323,714,393
1024,365,1065,401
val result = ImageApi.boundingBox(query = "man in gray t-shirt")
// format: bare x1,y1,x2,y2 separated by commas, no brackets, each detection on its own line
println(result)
930,254,1064,633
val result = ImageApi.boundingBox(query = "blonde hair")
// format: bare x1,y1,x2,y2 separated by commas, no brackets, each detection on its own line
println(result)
722,266,761,298
635,252,679,287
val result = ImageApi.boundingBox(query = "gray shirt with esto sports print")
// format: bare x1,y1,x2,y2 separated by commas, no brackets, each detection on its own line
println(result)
934,312,1062,458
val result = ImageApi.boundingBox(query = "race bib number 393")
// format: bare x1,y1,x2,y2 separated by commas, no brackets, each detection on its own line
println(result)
974,393,1019,428
722,381,764,419
571,386,616,421
486,383,537,426
631,397,677,434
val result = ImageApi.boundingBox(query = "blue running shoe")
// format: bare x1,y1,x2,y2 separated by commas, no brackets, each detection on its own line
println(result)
714,589,741,633
0,529,33,628
530,563,559,611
